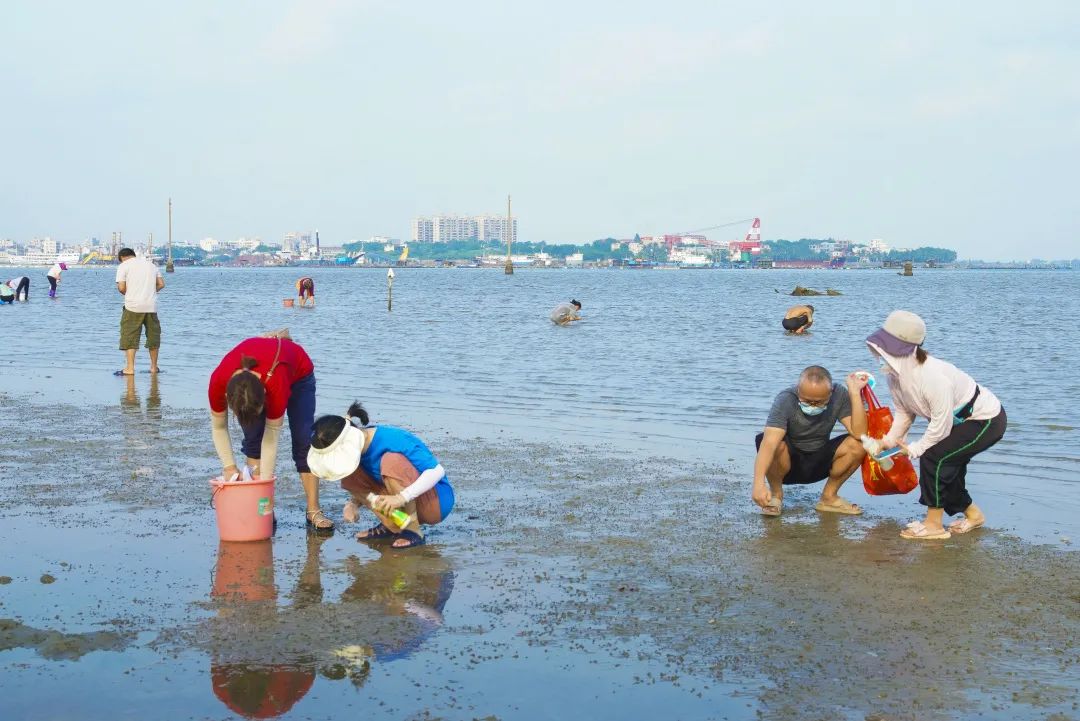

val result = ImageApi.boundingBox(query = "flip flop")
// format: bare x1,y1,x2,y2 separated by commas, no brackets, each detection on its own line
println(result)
391,529,426,549
900,521,951,540
760,500,782,517
112,370,135,376
948,518,985,534
815,498,863,515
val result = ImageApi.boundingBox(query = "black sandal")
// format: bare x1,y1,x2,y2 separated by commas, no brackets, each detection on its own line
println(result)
356,523,394,541
391,530,426,549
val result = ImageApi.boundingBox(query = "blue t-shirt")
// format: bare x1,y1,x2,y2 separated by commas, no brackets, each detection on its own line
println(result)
360,426,442,487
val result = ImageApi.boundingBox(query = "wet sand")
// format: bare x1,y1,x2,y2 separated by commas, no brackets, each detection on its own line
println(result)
0,392,1077,720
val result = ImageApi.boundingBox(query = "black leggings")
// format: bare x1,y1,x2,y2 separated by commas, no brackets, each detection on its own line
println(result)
15,277,29,300
918,409,1007,515
47,276,57,293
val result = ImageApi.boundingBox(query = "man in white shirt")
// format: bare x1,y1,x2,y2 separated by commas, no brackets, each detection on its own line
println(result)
115,248,165,375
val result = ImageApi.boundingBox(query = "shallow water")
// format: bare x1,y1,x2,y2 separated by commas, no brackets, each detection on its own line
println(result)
1,267,1079,720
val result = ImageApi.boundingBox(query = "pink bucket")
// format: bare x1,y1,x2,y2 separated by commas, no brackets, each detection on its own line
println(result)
209,476,276,542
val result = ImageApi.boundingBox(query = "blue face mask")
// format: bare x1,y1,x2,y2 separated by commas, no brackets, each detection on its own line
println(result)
799,402,827,417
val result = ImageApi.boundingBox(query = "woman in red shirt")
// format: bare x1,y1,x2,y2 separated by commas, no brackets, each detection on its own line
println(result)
208,329,332,531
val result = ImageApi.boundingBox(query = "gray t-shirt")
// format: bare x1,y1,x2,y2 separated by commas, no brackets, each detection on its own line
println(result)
765,382,852,452
550,302,579,324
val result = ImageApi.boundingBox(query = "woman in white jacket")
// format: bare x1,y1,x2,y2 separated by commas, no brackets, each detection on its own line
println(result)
866,311,1007,540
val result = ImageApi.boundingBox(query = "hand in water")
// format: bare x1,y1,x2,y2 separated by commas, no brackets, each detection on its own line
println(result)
751,481,772,509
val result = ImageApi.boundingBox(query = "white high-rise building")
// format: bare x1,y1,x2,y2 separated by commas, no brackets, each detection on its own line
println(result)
477,215,517,244
411,218,434,243
432,216,478,242
283,232,313,254
412,214,517,243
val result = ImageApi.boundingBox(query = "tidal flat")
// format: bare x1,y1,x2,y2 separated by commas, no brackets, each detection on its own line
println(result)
0,394,1076,721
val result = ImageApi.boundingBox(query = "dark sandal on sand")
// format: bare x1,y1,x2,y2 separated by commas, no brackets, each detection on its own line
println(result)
391,530,426,549
356,523,394,541
305,509,334,532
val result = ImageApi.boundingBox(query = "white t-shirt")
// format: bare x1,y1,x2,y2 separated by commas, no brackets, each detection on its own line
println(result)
115,257,162,313
47,264,63,279
6,277,27,288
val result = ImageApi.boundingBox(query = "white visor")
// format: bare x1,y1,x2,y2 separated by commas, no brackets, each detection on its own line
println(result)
307,422,366,481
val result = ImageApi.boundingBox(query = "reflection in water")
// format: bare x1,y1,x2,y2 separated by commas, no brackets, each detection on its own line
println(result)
341,546,455,663
209,539,315,719
206,536,454,717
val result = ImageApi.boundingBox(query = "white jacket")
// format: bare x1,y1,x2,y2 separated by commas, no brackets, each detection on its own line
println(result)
868,341,1002,460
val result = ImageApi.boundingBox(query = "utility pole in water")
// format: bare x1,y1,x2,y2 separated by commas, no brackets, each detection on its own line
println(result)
166,198,175,273
504,194,514,275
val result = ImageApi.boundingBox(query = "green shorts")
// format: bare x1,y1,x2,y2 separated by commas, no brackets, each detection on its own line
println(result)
120,309,161,350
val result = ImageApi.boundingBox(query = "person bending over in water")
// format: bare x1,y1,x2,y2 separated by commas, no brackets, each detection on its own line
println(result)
46,262,67,298
550,299,582,325
208,329,333,531
752,365,869,516
867,310,1006,540
782,305,814,334
6,276,29,301
307,402,454,549
296,277,315,308
0,283,13,304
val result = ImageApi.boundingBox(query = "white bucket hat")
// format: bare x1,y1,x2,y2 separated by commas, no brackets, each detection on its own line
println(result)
307,421,367,481
866,310,926,356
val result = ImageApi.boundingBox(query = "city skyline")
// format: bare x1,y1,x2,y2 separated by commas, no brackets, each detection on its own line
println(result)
2,2,1078,261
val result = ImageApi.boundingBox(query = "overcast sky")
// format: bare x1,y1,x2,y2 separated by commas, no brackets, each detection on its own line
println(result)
2,1,1077,259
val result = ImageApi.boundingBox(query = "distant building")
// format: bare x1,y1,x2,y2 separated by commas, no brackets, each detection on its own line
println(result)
476,215,517,244
283,232,313,254
412,213,517,243
411,218,434,243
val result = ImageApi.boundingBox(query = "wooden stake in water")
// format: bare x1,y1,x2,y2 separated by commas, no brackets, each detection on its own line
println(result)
387,267,395,311
166,197,175,273
504,194,514,275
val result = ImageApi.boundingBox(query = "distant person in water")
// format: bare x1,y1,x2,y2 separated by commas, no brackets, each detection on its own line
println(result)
115,248,165,375
296,277,315,307
0,283,13,304
46,262,67,298
867,310,1006,540
307,402,455,549
208,329,332,531
783,305,814,334
6,276,29,301
751,365,869,517
550,299,582,325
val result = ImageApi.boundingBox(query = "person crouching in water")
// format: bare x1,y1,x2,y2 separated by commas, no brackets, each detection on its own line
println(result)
550,299,582,325
296,277,315,307
782,304,814,334
751,365,869,516
307,403,454,549
867,310,1006,540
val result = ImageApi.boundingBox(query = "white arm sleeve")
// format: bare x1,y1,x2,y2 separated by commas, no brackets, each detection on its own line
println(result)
398,464,446,503
258,417,284,480
211,411,235,470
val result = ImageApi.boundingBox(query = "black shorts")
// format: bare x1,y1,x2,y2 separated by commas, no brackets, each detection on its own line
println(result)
755,432,849,485
782,315,809,331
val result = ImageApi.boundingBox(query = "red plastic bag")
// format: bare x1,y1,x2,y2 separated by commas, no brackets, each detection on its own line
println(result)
860,385,919,495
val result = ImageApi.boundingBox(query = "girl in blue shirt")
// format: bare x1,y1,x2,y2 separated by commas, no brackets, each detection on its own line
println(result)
307,402,454,549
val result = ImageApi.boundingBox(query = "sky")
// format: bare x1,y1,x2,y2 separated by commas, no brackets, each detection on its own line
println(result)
1,1,1077,260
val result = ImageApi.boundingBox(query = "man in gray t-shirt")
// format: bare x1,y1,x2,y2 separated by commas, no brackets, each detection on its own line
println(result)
550,299,582,325
751,365,869,517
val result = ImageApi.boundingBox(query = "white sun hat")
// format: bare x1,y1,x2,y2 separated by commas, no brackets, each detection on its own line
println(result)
307,421,367,481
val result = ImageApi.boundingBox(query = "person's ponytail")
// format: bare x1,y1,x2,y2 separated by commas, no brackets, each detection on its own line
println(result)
347,401,369,426
240,355,259,371
915,347,928,364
